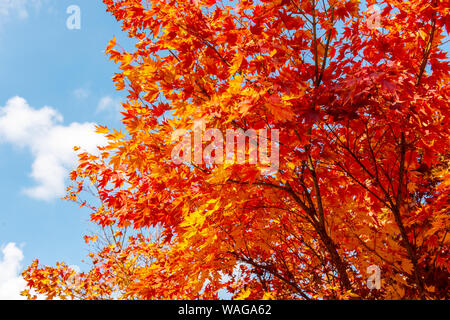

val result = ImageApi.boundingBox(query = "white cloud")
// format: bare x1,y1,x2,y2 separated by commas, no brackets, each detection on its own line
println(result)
97,96,122,114
0,242,26,300
73,88,90,100
0,96,107,201
0,0,41,20
0,243,48,300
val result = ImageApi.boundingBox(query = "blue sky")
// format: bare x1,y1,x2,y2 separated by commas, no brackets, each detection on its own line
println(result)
0,0,131,298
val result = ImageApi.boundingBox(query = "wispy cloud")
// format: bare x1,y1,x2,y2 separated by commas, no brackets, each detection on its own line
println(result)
0,0,41,20
0,96,107,201
73,88,90,100
96,96,122,114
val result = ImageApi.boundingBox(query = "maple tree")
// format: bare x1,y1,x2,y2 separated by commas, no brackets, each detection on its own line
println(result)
22,0,449,300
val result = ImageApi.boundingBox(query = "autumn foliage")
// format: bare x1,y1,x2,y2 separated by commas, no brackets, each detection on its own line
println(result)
22,0,449,300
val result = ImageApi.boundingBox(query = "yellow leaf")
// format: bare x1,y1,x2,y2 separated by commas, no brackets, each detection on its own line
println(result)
229,54,244,75
95,125,109,134
228,75,243,93
235,288,251,300
287,162,296,170
418,30,428,41
262,291,275,300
